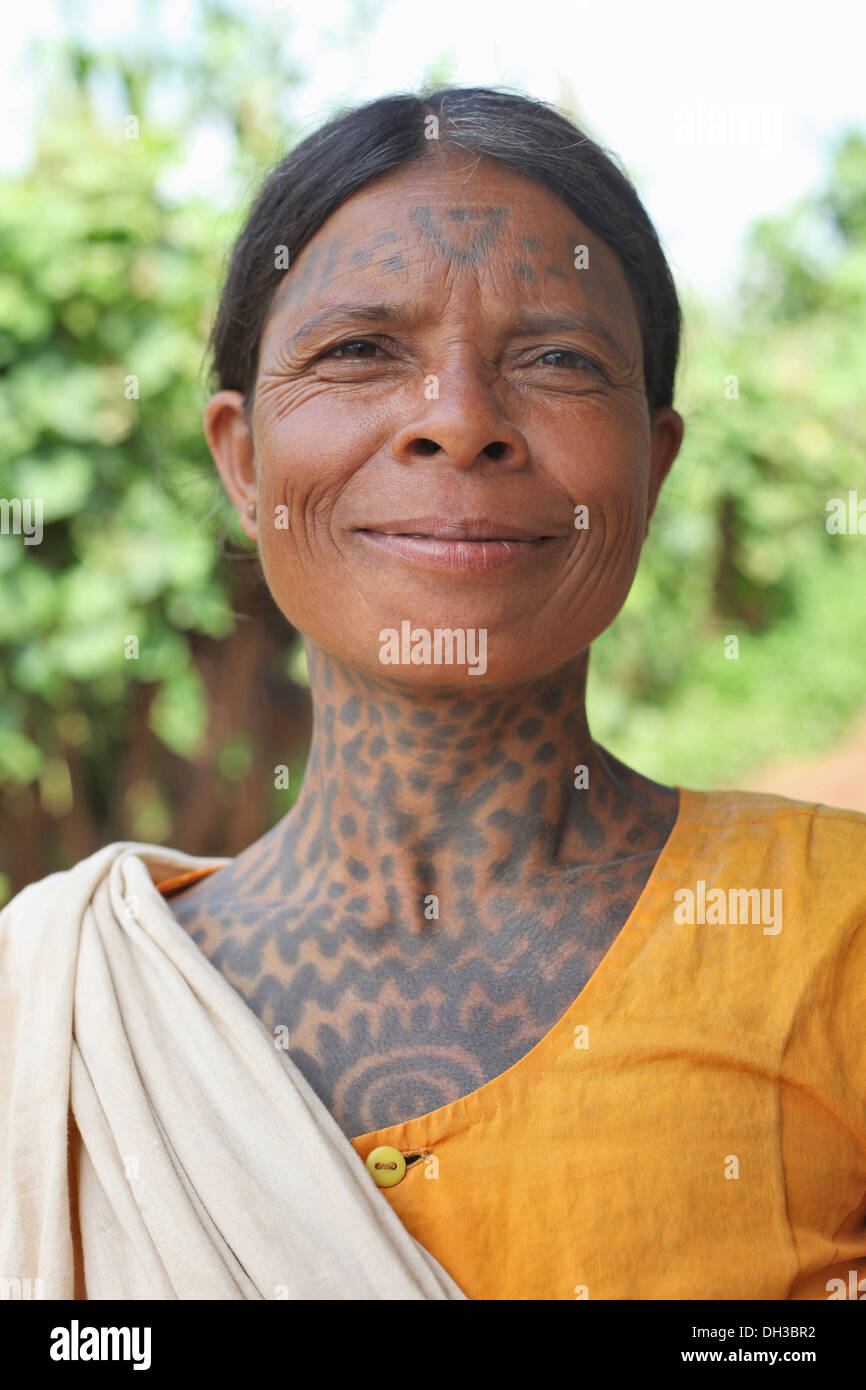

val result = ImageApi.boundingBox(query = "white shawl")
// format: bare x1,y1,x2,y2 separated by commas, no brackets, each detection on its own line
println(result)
0,842,467,1300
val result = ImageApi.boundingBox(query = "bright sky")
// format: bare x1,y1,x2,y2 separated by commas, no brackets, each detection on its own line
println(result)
3,0,865,308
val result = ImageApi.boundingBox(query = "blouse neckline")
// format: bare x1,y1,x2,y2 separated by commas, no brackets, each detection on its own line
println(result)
154,787,705,1147
349,784,698,1147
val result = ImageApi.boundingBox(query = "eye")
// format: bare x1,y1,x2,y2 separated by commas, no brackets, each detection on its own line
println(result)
320,337,386,360
534,348,605,377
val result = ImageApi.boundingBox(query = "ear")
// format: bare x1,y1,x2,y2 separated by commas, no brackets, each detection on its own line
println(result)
203,390,258,541
645,407,684,533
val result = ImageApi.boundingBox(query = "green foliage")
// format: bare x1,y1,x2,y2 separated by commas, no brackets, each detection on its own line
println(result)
0,99,237,788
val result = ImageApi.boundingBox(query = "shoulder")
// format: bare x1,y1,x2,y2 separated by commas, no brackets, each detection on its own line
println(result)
672,791,866,1049
675,786,866,929
680,785,866,855
0,840,227,968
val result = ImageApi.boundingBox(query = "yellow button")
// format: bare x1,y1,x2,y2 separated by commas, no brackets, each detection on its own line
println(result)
365,1145,406,1188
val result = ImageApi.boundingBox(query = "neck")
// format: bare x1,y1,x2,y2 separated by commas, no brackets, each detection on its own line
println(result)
273,643,669,914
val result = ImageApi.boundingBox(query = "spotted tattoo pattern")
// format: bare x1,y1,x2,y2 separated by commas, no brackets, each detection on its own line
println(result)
168,650,679,1139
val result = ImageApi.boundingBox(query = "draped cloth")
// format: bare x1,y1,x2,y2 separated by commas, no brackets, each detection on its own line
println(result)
0,842,467,1300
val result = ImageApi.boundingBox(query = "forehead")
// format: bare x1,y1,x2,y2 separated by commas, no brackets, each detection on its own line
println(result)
263,153,640,343
328,154,575,236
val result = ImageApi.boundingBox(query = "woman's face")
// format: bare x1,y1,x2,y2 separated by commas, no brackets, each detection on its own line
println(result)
206,153,684,687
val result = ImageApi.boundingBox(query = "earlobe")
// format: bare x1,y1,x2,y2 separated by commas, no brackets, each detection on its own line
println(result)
203,390,258,540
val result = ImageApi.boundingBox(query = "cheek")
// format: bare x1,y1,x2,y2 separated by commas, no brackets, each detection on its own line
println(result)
537,398,650,525
253,399,377,553
546,406,651,626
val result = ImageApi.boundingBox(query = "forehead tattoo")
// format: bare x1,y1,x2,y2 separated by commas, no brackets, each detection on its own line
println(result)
264,198,637,369
410,205,510,266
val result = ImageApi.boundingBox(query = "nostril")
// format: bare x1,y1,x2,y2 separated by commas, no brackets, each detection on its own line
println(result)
414,438,439,456
484,441,508,461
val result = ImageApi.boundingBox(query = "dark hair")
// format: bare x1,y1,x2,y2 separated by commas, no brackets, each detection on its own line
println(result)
210,86,681,414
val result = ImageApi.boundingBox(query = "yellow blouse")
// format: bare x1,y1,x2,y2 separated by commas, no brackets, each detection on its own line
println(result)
347,789,866,1300
161,788,866,1300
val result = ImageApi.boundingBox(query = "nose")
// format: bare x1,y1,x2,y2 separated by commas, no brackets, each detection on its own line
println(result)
390,366,529,473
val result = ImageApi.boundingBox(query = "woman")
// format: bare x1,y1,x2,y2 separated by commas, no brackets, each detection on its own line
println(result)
2,87,865,1302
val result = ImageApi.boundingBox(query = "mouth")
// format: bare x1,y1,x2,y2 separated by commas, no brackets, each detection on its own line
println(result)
355,517,565,572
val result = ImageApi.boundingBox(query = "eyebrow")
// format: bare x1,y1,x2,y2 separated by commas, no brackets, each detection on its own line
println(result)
506,312,629,363
285,303,419,350
283,301,629,361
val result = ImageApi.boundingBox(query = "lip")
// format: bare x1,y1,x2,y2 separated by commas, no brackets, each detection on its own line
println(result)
358,516,560,541
355,517,565,572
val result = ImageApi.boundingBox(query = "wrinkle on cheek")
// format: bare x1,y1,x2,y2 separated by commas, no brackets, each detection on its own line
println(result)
254,374,333,427
259,486,334,590
520,521,609,635
551,492,644,631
